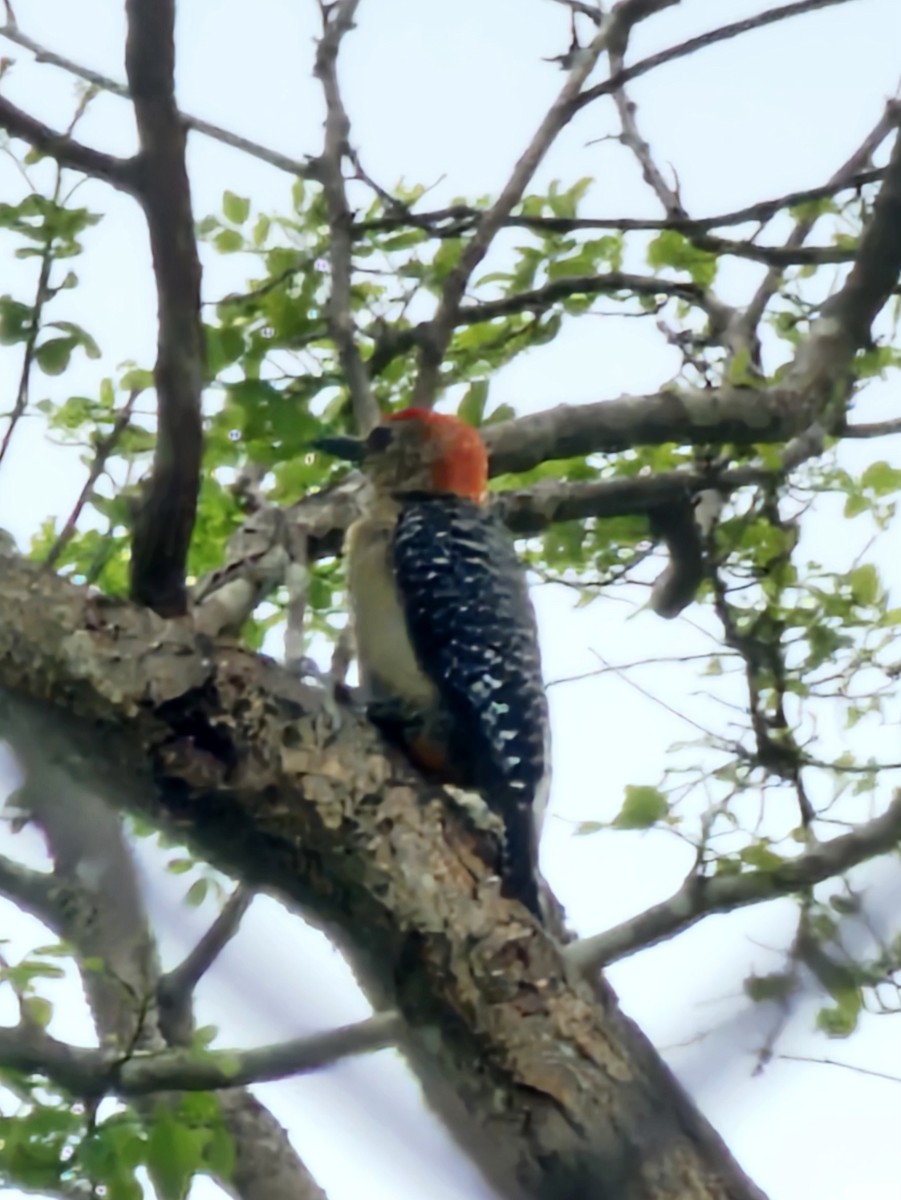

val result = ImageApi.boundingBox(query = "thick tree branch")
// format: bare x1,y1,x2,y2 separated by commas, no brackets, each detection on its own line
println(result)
3,706,330,1200
0,94,134,188
0,852,56,920
815,124,901,353
192,383,834,617
313,0,380,433
0,1011,401,1096
125,0,204,617
568,791,901,973
487,122,901,479
483,386,805,475
0,558,765,1200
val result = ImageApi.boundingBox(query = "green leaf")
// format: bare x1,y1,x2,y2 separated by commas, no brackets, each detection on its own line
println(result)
614,785,669,829
647,230,717,289
739,842,784,872
186,878,209,907
458,380,489,426
861,460,901,495
222,191,250,224
843,491,869,518
120,366,154,392
214,229,244,254
571,821,603,837
146,1109,203,1200
546,176,592,219
47,319,101,359
744,971,796,1003
848,563,880,607
34,337,73,375
252,213,271,246
0,296,34,344
205,323,245,375
816,988,862,1038
21,996,53,1027
204,1121,236,1180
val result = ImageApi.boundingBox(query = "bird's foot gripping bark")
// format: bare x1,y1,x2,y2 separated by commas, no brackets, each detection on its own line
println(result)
293,656,361,734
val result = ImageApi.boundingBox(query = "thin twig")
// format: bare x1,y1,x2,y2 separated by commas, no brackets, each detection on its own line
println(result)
743,100,899,335
568,789,901,972
157,885,253,1042
313,0,380,433
0,20,314,179
576,0,864,113
0,198,56,469
777,1052,901,1084
353,168,886,240
0,93,102,470
43,390,141,570
408,3,637,406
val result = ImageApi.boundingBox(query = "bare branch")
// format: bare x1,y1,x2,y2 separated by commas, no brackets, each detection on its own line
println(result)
576,0,865,113
157,885,253,1039
842,416,901,438
0,197,57,470
777,1053,901,1085
0,1010,401,1096
353,167,886,240
609,50,685,219
742,100,899,334
814,124,901,355
0,20,315,178
456,270,716,324
0,93,134,189
567,791,901,973
546,0,605,23
124,0,204,617
408,0,682,406
313,0,381,433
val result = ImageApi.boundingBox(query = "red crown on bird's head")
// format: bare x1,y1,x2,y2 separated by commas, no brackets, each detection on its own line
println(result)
385,408,488,501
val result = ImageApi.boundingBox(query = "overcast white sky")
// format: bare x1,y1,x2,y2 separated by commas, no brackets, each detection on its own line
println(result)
2,3,901,1198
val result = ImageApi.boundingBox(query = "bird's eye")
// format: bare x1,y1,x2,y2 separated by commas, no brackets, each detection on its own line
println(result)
367,425,394,453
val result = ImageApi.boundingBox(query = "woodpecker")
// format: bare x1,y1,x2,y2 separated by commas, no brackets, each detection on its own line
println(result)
315,408,550,918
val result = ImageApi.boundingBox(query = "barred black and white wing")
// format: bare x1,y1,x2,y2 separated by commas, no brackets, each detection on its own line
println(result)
392,494,550,915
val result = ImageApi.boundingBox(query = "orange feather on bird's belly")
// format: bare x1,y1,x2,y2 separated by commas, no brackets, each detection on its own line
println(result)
403,733,457,778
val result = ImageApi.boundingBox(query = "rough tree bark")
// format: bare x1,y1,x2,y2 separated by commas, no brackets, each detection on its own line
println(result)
0,555,765,1200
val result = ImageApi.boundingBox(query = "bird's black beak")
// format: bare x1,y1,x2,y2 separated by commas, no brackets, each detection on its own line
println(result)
310,433,367,463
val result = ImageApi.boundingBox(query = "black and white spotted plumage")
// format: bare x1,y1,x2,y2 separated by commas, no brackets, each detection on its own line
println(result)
391,492,549,916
